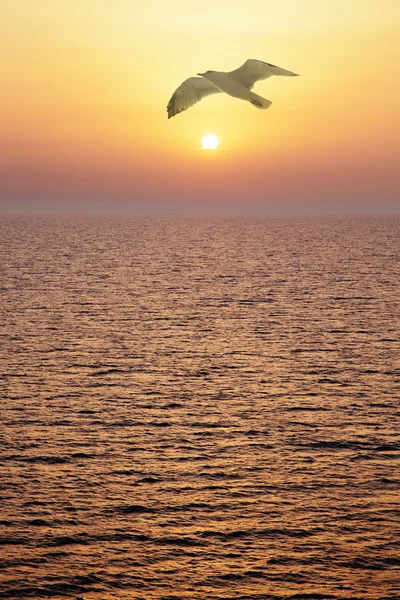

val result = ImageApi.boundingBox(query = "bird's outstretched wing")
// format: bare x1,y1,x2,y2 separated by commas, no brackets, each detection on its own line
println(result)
229,59,299,89
167,77,221,118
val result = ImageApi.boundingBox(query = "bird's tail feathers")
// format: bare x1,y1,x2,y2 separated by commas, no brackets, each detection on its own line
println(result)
249,92,272,109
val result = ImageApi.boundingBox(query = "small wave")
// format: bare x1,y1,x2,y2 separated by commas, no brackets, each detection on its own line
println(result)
285,406,330,412
0,582,97,598
218,572,244,580
111,468,139,475
137,476,160,483
45,534,90,547
0,537,28,546
116,504,157,514
154,535,205,547
91,368,128,376
199,527,319,542
287,595,338,600
338,556,399,570
27,519,51,526
21,456,70,464
294,440,372,451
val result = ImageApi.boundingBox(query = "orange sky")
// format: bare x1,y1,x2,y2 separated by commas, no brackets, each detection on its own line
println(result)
1,1,400,210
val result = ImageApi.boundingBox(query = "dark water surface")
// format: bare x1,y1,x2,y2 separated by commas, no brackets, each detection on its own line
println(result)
1,215,399,600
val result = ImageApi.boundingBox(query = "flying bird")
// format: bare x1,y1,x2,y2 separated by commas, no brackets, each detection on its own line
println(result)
167,59,299,119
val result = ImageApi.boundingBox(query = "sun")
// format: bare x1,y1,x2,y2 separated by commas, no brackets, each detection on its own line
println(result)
202,134,219,150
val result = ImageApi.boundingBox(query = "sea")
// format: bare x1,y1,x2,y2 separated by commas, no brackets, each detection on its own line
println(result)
1,214,399,600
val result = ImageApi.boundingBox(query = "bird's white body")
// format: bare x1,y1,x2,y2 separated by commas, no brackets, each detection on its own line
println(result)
203,71,251,100
202,71,272,109
167,59,299,119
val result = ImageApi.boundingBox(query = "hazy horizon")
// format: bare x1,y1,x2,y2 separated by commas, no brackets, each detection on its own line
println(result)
1,200,399,216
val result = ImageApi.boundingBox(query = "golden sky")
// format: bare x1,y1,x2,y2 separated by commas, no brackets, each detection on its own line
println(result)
1,0,400,209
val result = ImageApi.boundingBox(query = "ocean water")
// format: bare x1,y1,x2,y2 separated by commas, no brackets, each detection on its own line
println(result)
1,214,399,600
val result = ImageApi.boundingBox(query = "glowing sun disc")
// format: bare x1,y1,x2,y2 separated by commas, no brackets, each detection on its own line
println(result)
202,134,219,150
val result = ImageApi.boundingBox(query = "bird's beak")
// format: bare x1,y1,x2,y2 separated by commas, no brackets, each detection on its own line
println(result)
197,72,204,76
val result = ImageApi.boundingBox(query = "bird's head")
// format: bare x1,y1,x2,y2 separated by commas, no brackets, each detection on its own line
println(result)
198,70,214,77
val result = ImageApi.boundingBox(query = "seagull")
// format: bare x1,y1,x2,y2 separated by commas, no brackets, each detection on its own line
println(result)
167,59,299,119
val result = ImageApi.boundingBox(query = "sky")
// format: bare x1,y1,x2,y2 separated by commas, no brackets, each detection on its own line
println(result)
1,0,400,211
